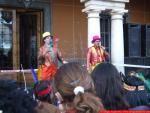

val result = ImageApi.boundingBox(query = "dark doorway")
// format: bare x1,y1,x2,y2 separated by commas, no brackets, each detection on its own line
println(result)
19,14,37,69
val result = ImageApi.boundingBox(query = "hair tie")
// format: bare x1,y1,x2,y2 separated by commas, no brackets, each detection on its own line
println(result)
74,86,84,95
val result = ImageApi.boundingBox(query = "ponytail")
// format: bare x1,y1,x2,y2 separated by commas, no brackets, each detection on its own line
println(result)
73,92,104,113
54,63,105,113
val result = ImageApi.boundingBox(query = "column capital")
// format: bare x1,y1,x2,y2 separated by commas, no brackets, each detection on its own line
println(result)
82,8,104,14
87,11,101,18
111,9,128,15
111,9,128,20
80,0,88,2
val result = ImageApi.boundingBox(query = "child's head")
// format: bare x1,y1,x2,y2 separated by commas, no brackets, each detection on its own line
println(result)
34,80,54,104
0,80,37,113
91,63,129,109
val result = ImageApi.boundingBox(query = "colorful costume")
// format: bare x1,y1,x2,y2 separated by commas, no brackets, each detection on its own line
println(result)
38,45,63,80
87,35,109,72
38,32,63,80
87,46,108,71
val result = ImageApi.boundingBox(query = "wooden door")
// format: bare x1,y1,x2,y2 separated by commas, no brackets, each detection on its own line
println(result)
17,11,43,69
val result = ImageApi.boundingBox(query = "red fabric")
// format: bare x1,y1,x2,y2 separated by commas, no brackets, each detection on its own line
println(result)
37,86,52,96
42,64,57,80
100,110,149,113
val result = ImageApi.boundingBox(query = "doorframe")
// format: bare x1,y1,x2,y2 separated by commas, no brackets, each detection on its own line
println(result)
16,9,43,69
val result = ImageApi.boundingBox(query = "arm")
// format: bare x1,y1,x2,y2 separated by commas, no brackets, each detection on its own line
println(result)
104,50,109,58
101,46,109,61
57,49,64,64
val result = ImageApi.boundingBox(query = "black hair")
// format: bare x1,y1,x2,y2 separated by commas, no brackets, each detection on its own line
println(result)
0,80,37,113
91,63,129,110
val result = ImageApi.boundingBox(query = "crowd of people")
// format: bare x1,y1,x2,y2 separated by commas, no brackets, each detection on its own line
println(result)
1,32,150,113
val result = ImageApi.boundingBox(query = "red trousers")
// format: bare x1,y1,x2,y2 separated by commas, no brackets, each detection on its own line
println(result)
41,64,57,80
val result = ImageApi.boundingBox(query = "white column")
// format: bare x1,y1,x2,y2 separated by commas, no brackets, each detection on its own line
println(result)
111,11,125,73
87,12,101,47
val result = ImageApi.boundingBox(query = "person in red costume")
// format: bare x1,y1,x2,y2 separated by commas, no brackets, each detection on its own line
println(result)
38,32,64,80
87,35,109,72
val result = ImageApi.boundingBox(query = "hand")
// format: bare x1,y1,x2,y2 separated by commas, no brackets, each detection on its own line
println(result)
101,46,105,50
63,61,68,64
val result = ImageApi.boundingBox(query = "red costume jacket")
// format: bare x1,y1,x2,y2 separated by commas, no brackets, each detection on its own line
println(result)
87,46,109,71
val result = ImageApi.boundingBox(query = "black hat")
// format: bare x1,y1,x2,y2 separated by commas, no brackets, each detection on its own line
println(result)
123,71,144,86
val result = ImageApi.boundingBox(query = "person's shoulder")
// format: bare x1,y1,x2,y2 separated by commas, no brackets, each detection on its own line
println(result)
88,46,95,50
90,46,94,48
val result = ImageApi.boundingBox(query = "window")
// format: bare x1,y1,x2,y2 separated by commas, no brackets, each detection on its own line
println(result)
100,14,111,61
0,10,13,69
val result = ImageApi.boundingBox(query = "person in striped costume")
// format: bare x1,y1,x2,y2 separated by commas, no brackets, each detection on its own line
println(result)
87,35,109,72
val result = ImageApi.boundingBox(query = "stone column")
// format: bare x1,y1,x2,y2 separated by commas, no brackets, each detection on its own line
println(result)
87,11,101,47
111,11,125,73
